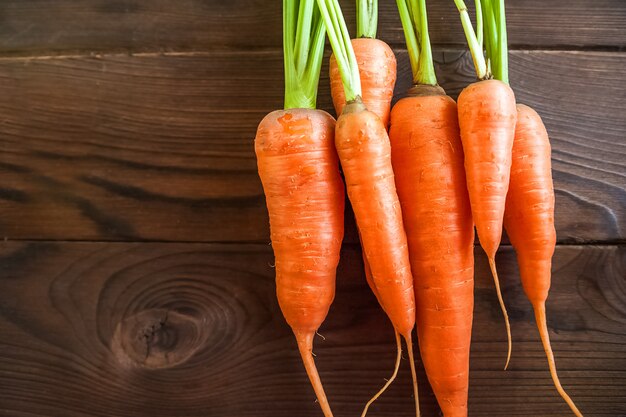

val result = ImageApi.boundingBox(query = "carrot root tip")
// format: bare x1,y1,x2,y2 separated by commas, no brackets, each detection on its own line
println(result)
488,257,512,370
405,333,421,417
534,303,585,417
360,331,403,417
295,331,334,417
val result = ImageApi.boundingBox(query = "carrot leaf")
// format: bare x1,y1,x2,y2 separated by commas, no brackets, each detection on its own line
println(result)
284,0,327,109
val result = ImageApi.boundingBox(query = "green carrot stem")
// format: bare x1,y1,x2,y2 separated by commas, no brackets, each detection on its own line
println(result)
453,0,488,80
317,0,362,101
357,0,378,38
396,0,420,82
475,0,483,48
493,0,509,83
284,0,327,109
481,0,498,74
302,6,327,98
414,0,437,85
294,0,314,75
481,0,497,79
396,0,436,85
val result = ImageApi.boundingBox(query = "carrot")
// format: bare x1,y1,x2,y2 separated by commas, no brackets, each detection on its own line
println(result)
256,3,344,416
316,1,420,415
454,0,515,368
330,38,396,126
391,2,475,416
504,104,584,416
256,109,344,417
393,90,475,417
339,98,419,415
331,3,407,412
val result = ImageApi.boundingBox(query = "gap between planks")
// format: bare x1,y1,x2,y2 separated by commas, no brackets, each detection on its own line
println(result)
0,46,625,61
0,238,624,247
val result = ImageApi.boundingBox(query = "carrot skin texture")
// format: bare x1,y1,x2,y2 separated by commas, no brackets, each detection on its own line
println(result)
457,79,516,259
255,108,344,417
335,102,415,338
390,93,475,417
504,104,584,416
330,38,396,125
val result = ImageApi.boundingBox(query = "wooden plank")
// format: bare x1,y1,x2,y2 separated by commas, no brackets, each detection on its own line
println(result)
0,242,623,416
0,0,624,55
0,50,624,243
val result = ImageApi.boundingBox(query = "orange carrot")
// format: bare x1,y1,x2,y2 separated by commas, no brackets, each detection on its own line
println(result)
458,79,516,367
335,100,418,417
330,38,396,126
390,85,475,417
504,104,584,417
392,2,475,415
329,5,410,413
335,100,415,339
318,0,420,415
454,0,516,367
256,109,344,417
256,2,345,415
458,80,516,260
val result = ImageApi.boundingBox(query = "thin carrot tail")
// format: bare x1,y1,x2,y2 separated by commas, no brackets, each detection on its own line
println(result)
295,331,334,417
360,331,402,417
533,302,585,417
488,256,512,370
405,332,421,417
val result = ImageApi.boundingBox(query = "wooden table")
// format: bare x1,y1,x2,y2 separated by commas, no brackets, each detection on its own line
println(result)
0,1,624,416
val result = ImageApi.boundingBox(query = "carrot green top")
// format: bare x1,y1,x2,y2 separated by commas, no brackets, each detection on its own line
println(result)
283,0,327,109
396,0,437,86
491,0,510,83
316,0,362,102
453,0,509,84
357,0,378,39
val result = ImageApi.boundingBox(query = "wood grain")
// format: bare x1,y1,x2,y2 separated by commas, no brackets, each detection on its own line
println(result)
0,50,623,243
0,0,624,56
0,242,623,417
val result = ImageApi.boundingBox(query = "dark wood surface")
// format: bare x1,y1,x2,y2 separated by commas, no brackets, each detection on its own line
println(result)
0,243,624,417
0,1,624,416
0,50,624,243
0,0,625,55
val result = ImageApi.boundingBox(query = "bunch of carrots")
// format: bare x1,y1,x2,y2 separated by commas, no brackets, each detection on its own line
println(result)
255,0,585,416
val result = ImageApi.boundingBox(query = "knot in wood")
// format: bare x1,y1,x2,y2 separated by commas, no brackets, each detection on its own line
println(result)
111,308,207,369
